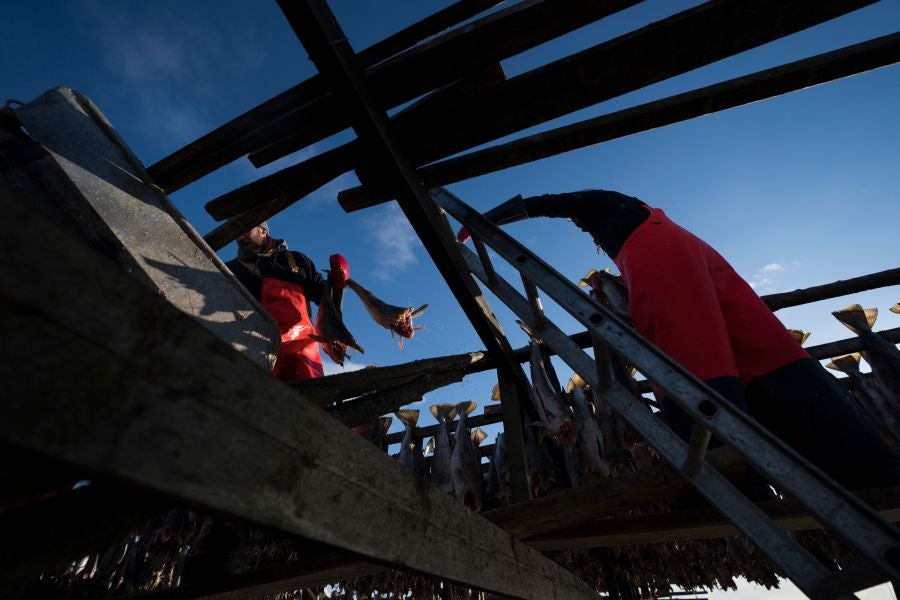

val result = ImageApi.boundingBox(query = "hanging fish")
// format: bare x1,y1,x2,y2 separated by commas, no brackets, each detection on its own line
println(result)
832,304,900,405
523,420,558,496
486,432,511,504
572,385,611,478
518,321,577,446
346,278,427,346
581,267,630,321
827,354,900,441
891,303,900,314
429,403,457,495
395,409,420,473
451,401,484,511
312,279,364,365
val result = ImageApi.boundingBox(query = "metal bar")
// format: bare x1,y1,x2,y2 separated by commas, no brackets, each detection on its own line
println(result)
433,186,900,595
339,29,900,212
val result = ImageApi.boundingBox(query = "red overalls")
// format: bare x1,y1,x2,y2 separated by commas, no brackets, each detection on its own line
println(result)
612,207,808,387
259,277,324,382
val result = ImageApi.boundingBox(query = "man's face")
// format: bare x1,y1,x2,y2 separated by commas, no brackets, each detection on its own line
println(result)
236,226,268,252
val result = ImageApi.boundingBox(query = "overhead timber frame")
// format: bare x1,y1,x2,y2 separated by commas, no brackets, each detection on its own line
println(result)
6,0,900,598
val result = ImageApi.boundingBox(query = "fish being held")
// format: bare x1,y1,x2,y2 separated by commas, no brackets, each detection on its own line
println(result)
581,268,630,321
451,401,484,511
429,403,457,495
347,278,427,347
312,279,364,365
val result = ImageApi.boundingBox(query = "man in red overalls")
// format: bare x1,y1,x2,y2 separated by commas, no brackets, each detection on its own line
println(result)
227,222,347,382
458,190,900,489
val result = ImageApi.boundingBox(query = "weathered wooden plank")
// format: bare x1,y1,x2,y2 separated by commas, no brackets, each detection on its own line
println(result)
336,0,878,209
483,448,746,539
294,352,485,401
248,0,640,168
282,0,547,526
525,486,900,551
147,0,503,193
806,327,900,361
1,185,595,600
339,32,900,209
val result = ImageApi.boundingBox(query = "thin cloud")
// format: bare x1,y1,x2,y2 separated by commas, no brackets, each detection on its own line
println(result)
362,203,421,281
748,262,789,294
80,1,265,152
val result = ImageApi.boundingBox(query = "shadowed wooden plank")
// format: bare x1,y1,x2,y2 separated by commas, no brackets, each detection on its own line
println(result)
0,193,595,599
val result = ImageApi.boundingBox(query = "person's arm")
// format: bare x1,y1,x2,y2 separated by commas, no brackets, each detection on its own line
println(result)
457,192,585,242
290,252,327,304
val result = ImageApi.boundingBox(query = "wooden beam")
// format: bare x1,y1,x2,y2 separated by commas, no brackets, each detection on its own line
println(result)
147,0,503,193
337,0,878,208
806,327,900,360
1,129,596,600
525,486,900,551
764,266,900,311
248,0,640,168
483,448,746,539
339,31,900,210
280,0,546,521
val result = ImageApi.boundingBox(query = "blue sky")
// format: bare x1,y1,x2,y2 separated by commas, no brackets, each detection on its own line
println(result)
4,1,899,596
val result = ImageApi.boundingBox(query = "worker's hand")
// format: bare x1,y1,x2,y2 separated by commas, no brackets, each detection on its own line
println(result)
456,226,471,244
328,253,350,290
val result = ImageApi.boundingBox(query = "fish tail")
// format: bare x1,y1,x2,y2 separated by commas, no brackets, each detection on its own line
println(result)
472,427,488,446
395,409,420,427
832,304,877,334
456,400,477,416
430,403,458,422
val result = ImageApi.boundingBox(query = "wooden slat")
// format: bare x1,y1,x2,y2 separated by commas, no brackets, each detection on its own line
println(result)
525,486,900,551
336,0,878,209
248,0,640,168
147,0,503,193
280,0,545,527
339,32,900,210
806,327,900,360
1,89,596,600
764,266,900,311
484,448,746,539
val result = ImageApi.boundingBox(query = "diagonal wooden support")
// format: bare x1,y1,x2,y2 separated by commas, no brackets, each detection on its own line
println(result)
275,0,537,505
0,194,597,599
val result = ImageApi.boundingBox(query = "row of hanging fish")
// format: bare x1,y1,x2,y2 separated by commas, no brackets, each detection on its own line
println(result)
312,253,428,365
826,302,900,444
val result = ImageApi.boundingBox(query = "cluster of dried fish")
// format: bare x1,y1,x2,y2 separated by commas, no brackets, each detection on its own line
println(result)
389,401,489,512
826,303,900,445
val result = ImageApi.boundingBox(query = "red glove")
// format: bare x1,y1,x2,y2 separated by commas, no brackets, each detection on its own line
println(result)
456,226,471,244
328,253,350,289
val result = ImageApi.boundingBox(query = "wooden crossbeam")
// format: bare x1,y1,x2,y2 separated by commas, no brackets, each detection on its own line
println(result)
525,486,900,551
147,0,503,193
205,0,878,228
0,197,596,599
248,0,640,168
764,266,900,311
483,448,746,539
337,0,878,207
339,31,900,210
